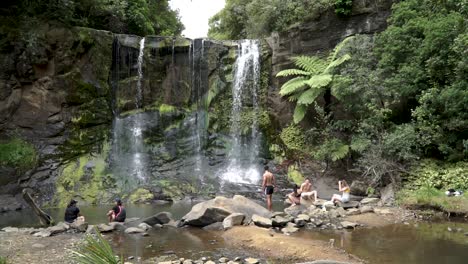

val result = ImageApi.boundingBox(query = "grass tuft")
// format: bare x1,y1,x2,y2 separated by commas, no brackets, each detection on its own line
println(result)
72,228,122,264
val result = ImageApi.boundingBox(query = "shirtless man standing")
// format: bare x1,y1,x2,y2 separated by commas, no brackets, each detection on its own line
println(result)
262,165,276,211
300,179,318,201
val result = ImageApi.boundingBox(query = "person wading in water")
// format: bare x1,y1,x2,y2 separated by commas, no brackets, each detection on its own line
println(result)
262,165,276,211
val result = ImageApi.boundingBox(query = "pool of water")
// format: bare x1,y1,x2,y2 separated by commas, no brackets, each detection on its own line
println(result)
2,204,468,264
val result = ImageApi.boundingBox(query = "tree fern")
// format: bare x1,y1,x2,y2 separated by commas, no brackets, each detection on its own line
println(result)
279,76,308,96
276,69,311,77
292,56,327,74
277,36,354,124
293,104,307,123
331,143,350,161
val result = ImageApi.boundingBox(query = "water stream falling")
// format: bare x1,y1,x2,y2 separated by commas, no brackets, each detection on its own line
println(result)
221,40,261,184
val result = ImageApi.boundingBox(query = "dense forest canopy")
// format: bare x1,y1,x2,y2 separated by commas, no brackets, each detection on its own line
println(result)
0,0,184,38
275,0,467,187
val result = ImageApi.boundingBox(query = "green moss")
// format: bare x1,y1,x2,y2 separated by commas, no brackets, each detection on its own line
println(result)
159,104,176,114
129,188,154,203
54,142,113,207
280,124,307,151
287,164,305,185
0,138,37,171
155,179,197,200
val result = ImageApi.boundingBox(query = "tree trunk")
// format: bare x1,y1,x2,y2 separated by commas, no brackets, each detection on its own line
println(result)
22,189,54,226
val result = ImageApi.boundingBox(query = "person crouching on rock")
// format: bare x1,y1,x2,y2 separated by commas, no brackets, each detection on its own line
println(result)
107,198,126,223
331,180,350,204
288,184,302,206
300,178,318,202
64,199,85,223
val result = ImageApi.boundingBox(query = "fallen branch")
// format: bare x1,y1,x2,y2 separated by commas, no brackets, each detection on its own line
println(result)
22,189,54,226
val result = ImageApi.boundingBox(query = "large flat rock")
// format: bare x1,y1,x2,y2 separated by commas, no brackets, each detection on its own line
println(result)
181,195,271,227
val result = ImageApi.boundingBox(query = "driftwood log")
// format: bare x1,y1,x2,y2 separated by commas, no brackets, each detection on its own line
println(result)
22,189,54,226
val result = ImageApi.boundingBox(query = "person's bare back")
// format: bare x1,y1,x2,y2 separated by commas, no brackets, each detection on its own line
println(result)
263,171,274,186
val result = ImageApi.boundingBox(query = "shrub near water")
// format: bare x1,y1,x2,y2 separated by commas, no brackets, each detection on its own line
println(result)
0,138,37,171
406,160,468,190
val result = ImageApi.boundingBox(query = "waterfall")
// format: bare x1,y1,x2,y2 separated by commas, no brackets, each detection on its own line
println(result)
136,38,145,109
221,40,261,184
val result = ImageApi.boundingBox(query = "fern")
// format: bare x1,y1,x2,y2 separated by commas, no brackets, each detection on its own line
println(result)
297,88,322,105
279,77,308,96
331,143,350,161
305,74,333,88
325,54,351,73
276,69,311,77
292,56,327,74
72,229,122,264
293,104,307,124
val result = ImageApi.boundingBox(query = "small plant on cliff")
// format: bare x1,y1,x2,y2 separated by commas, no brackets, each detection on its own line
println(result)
0,138,37,171
276,36,353,123
334,0,353,16
72,229,122,264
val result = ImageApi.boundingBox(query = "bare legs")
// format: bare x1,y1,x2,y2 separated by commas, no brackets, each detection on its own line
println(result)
331,194,342,204
288,193,300,206
266,194,272,211
301,191,318,201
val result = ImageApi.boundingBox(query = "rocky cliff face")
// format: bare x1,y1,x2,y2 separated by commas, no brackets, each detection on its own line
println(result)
266,0,393,127
0,26,271,209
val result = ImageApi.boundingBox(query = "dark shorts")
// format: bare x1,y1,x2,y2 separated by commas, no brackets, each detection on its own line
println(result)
265,186,274,195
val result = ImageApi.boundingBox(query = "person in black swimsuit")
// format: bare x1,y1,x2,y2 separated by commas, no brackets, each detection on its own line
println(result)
64,199,84,223
107,198,126,223
262,165,276,211
288,184,302,206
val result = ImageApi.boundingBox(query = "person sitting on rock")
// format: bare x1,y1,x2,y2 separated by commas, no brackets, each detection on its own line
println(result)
300,179,318,202
331,180,350,204
107,198,126,223
64,199,85,223
288,184,302,206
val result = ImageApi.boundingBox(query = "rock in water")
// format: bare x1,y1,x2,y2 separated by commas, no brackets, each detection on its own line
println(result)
138,222,152,231
97,223,114,232
346,208,361,216
282,222,299,234
245,258,260,264
124,227,145,234
252,214,272,228
272,215,291,227
340,221,357,229
142,212,173,226
223,213,245,230
181,195,271,227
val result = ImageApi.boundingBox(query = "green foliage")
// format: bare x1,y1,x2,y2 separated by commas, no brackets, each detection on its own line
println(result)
0,138,37,172
312,138,349,162
72,229,122,264
276,37,353,123
208,0,334,39
397,186,468,213
1,0,184,37
280,124,307,152
0,256,6,264
406,160,468,190
334,0,353,16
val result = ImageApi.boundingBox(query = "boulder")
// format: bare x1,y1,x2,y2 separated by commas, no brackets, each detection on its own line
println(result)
181,196,271,227
284,204,308,217
97,223,114,232
336,201,359,209
334,207,347,217
282,222,299,234
124,227,145,234
380,184,395,206
323,201,335,210
47,223,68,235
223,213,245,230
350,180,367,196
360,197,380,205
245,258,260,264
137,223,152,231
70,219,88,232
340,221,357,229
360,205,374,214
297,214,311,222
252,214,272,228
2,227,19,232
109,222,126,231
142,212,173,226
202,222,224,231
346,208,361,216
272,215,291,227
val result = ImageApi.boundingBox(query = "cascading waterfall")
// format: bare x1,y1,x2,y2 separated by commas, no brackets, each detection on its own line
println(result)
221,40,261,184
136,38,145,109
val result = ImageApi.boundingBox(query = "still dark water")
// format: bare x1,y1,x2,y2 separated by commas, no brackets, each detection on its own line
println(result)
1,203,468,264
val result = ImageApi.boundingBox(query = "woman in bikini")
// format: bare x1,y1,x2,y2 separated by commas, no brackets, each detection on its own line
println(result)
288,184,302,206
331,180,350,204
